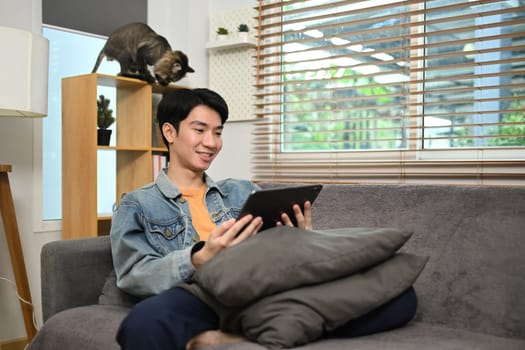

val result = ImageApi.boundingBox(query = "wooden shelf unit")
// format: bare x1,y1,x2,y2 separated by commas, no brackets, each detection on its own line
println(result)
62,73,176,239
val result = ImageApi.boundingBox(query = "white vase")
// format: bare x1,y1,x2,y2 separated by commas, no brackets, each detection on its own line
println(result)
217,34,228,41
238,32,249,41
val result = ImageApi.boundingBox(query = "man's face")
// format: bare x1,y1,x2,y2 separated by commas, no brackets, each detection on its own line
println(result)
169,105,224,172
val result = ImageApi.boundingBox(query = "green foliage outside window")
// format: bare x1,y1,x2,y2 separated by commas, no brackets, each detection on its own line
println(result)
281,67,525,151
489,97,525,146
282,66,399,152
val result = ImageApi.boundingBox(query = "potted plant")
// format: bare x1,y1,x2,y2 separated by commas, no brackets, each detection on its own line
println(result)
97,94,115,145
238,23,249,40
216,27,229,40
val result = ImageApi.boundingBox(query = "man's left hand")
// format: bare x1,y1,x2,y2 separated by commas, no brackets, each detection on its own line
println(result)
277,201,312,230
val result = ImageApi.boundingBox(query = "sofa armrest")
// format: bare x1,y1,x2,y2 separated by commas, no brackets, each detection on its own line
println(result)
41,236,113,321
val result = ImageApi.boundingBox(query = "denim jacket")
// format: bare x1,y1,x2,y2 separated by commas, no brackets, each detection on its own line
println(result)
110,170,260,297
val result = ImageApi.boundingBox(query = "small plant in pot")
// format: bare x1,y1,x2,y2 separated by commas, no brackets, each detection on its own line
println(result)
238,24,249,40
97,94,115,146
216,27,229,40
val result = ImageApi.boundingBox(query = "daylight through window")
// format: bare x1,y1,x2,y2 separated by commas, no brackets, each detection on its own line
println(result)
254,0,525,185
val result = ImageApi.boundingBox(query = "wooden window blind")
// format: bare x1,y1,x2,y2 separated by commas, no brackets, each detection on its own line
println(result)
253,0,525,185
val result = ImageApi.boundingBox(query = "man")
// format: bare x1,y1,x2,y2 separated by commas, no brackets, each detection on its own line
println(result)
111,88,416,350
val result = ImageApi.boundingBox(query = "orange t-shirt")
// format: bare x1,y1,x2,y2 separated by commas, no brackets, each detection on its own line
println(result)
180,185,215,241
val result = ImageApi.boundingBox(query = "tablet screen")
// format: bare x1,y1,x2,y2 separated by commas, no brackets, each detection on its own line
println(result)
238,184,323,231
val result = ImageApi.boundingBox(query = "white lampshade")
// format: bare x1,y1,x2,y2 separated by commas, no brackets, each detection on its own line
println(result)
0,26,49,117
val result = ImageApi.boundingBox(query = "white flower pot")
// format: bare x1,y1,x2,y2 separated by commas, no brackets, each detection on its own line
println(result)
238,32,249,41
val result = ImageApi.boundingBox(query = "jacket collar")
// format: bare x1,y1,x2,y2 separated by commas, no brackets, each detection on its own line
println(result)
155,170,226,199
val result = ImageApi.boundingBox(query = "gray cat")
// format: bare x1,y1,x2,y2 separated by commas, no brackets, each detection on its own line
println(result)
92,23,194,86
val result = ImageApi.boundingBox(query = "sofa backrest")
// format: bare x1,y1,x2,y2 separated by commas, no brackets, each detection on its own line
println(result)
260,183,525,339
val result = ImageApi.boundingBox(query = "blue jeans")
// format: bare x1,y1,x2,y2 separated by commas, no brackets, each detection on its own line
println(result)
117,286,417,350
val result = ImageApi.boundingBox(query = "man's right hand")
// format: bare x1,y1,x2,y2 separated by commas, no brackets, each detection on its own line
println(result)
191,214,263,268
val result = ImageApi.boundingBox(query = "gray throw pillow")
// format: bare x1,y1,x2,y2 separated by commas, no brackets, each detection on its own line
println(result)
229,253,428,348
194,226,413,307
182,227,427,348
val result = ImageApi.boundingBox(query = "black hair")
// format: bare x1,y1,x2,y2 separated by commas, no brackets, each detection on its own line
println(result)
156,88,229,143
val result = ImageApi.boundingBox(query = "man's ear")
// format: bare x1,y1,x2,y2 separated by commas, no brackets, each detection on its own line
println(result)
162,122,177,143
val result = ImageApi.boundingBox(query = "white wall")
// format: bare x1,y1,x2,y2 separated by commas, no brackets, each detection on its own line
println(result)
148,0,255,181
0,0,254,341
202,0,255,180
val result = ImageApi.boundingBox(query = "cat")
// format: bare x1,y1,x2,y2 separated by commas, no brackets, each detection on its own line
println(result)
92,23,194,86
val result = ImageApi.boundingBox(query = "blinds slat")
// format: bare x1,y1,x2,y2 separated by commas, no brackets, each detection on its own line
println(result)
255,69,525,91
255,82,525,100
258,31,524,62
255,90,525,113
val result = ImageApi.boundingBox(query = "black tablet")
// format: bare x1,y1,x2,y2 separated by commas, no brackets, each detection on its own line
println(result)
238,184,323,231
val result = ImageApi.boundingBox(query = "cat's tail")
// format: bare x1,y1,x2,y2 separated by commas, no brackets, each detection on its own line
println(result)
91,50,105,73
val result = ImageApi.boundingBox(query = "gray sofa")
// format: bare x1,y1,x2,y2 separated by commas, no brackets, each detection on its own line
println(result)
29,184,525,349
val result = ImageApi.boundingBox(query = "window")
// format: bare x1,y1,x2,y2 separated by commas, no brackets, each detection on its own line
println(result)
40,0,146,223
254,0,525,185
42,26,119,220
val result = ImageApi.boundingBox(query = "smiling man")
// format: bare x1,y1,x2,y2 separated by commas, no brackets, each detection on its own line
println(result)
110,88,416,350
110,88,311,350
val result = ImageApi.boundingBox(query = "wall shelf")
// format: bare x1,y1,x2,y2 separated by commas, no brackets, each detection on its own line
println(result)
206,36,256,50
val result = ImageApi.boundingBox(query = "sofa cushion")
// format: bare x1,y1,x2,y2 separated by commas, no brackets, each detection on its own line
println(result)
198,322,525,350
225,253,427,348
28,305,130,350
194,226,414,307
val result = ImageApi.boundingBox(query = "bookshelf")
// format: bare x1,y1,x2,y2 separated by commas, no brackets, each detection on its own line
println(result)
61,73,178,239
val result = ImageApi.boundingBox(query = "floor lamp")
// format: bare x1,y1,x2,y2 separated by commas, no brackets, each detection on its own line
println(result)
0,25,49,343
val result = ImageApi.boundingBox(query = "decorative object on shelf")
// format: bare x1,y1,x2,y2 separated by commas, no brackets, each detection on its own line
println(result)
216,27,229,40
91,23,194,86
237,23,249,40
97,94,115,146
